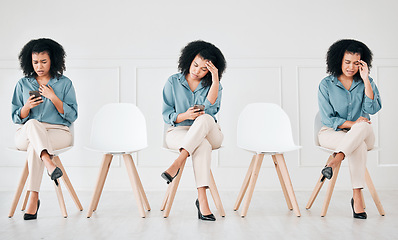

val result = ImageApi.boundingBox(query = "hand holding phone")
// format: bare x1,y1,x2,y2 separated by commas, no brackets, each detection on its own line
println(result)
193,104,205,112
29,90,41,101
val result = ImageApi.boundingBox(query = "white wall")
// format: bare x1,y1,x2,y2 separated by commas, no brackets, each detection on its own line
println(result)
1,0,397,193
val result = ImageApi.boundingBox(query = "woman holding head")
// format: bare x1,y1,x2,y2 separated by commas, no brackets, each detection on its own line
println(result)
12,38,77,220
161,40,226,221
318,39,381,219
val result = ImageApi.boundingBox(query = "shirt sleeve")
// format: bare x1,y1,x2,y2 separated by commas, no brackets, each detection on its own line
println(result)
318,80,346,130
162,78,178,125
203,84,222,116
11,81,29,124
362,78,382,115
59,80,78,123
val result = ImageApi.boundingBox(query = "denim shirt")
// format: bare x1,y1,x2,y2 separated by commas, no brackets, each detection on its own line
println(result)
318,75,381,131
162,72,222,127
11,75,78,127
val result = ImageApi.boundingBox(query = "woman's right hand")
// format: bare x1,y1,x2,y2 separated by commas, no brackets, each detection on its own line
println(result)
182,107,204,120
23,95,43,110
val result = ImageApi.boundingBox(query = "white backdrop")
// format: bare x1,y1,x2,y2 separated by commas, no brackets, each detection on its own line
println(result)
1,0,397,193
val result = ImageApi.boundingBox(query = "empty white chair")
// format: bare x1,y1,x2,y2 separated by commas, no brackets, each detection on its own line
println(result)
305,112,385,217
234,103,301,217
8,123,83,218
86,103,150,218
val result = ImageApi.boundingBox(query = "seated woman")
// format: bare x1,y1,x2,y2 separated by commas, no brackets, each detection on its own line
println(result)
161,40,226,221
318,39,381,219
12,38,78,220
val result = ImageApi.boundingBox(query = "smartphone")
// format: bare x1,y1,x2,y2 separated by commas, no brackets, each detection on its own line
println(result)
193,104,205,111
29,90,41,101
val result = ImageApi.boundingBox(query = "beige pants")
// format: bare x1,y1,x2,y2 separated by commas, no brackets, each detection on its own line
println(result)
15,119,72,192
318,122,375,189
165,114,223,188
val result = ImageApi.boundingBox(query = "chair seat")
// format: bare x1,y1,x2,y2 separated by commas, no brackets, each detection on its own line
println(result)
8,146,73,156
241,145,302,154
85,146,146,155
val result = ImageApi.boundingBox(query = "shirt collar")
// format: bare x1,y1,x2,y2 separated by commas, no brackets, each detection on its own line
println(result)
331,75,361,91
178,72,205,92
27,76,59,87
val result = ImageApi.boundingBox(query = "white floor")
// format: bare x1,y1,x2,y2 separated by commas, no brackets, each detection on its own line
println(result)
1,190,398,240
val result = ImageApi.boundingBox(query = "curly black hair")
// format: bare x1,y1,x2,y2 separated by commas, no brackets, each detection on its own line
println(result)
326,39,373,81
178,40,226,87
19,38,66,78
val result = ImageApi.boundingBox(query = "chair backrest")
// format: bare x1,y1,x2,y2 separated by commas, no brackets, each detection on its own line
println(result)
88,103,147,153
314,112,322,147
237,103,298,153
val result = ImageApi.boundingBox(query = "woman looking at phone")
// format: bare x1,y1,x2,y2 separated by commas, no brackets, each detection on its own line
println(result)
162,40,226,221
318,39,381,219
11,38,77,220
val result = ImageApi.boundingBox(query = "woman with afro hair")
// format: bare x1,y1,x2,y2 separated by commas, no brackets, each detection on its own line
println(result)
318,39,381,219
11,38,77,220
161,40,226,221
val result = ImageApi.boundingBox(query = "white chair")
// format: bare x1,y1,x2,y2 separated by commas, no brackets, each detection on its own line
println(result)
234,103,301,217
305,112,385,217
86,103,150,218
8,123,83,218
160,124,225,218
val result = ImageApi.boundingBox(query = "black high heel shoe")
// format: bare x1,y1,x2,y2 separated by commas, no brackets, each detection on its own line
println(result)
48,167,63,186
161,169,180,184
24,199,40,220
195,199,216,221
321,166,333,180
351,198,367,219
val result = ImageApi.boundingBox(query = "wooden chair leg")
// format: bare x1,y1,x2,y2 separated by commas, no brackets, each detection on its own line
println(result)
306,155,334,210
160,183,172,211
240,154,264,217
21,190,30,211
272,155,293,210
234,155,255,211
9,161,29,218
365,168,385,216
134,165,151,212
87,154,113,218
123,154,146,218
208,170,225,217
54,180,68,218
274,154,301,217
53,156,83,211
321,161,341,217
163,159,187,218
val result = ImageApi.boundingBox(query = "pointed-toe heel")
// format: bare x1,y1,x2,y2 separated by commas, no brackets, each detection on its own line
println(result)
321,166,333,180
24,199,40,220
351,198,367,219
195,199,216,221
48,167,63,180
161,168,180,184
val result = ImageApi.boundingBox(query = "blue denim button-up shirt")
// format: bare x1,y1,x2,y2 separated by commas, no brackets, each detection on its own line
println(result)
318,75,381,130
162,72,222,126
11,75,78,127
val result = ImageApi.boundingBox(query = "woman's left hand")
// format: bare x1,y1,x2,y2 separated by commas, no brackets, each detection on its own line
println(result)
358,60,369,82
206,61,219,82
39,84,56,101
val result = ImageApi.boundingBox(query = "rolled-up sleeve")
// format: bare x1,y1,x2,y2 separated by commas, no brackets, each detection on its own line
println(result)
204,84,222,116
11,81,29,124
60,81,78,123
318,80,346,130
363,79,382,115
162,78,178,125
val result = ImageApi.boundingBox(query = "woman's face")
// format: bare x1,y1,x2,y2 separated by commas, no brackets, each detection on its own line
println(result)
32,51,51,78
341,52,361,78
188,55,209,80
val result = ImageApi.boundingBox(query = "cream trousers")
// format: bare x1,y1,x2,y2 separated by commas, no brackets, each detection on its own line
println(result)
318,122,375,189
15,119,72,192
165,114,223,188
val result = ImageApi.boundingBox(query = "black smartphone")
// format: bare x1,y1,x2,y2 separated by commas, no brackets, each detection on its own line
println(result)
193,104,205,111
29,90,41,101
